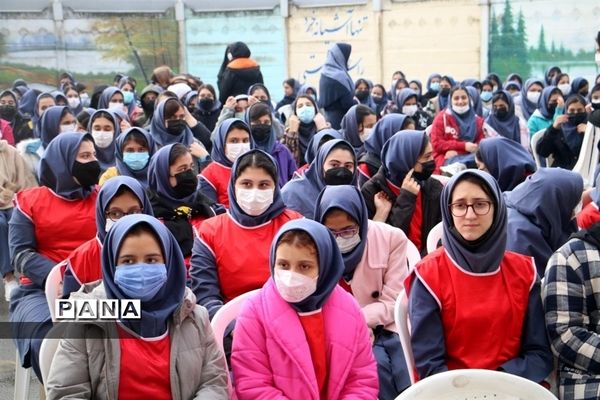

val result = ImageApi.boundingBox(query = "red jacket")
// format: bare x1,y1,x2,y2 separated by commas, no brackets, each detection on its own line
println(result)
577,202,600,230
429,110,485,172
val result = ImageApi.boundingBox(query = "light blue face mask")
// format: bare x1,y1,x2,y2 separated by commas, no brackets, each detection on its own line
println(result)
123,91,135,105
123,151,150,171
480,91,493,102
430,82,441,93
297,105,316,124
114,263,167,302
25,138,42,154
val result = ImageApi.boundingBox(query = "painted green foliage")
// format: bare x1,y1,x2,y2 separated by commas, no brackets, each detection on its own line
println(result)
489,0,530,80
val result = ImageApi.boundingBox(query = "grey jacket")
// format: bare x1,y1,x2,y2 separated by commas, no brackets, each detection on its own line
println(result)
45,282,229,400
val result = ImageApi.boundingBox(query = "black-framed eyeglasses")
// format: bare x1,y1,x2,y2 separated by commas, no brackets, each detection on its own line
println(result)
449,201,492,217
329,226,359,239
105,208,143,222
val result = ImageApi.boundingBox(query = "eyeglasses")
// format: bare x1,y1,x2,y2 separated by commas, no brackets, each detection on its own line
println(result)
449,201,492,217
105,208,143,221
329,226,359,239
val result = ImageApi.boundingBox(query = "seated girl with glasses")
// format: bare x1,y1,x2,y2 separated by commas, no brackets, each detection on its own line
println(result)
405,170,553,384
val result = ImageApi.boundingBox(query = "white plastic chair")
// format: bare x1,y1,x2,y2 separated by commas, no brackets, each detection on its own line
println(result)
395,368,558,399
45,263,65,322
394,289,416,385
39,337,60,389
530,129,553,168
431,174,450,186
14,349,30,400
426,222,443,254
572,122,600,188
405,240,421,270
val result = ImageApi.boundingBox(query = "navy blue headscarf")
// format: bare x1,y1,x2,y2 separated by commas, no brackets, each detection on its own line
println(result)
304,128,342,165
98,86,124,110
88,109,121,171
211,118,253,167
518,78,545,120
270,219,344,313
51,90,68,106
477,137,536,192
95,175,154,243
147,144,196,209
244,103,276,153
340,104,363,153
297,84,318,103
114,127,156,186
571,77,589,98
537,86,561,119
438,76,456,110
40,105,70,147
466,86,483,117
32,93,56,138
381,130,426,185
292,95,320,157
102,214,186,338
320,43,354,94
449,87,477,142
150,99,195,147
395,88,418,111
314,185,368,281
485,90,521,143
441,170,507,273
364,113,407,157
560,94,587,154
426,73,442,92
39,132,96,200
18,88,38,117
228,149,286,227
281,139,357,219
354,78,376,109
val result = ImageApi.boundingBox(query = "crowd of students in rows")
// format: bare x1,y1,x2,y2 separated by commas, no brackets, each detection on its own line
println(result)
2,40,600,399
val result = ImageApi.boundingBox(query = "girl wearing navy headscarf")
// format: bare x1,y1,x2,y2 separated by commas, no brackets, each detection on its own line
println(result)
405,170,553,383
361,131,442,255
392,88,433,130
514,78,544,121
536,94,588,169
436,75,455,111
506,168,583,276
46,215,229,399
340,104,377,156
0,89,33,144
282,139,357,219
430,86,490,173
475,137,536,192
97,86,126,114
199,118,253,208
293,128,342,178
99,127,156,187
87,109,121,171
39,105,77,148
527,85,564,136
231,219,379,399
571,76,590,98
191,149,301,319
9,132,99,381
276,78,301,111
315,185,412,398
61,176,153,297
30,92,56,139
485,90,529,147
354,78,377,109
465,86,484,117
357,114,413,185
245,102,296,186
319,42,356,129
147,143,221,263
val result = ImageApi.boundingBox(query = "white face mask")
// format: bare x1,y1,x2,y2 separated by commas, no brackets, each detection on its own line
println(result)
92,130,114,149
225,142,251,163
108,102,124,113
274,269,318,303
452,104,470,115
68,97,81,109
60,123,77,133
105,219,115,233
359,127,372,143
527,91,541,104
558,83,571,97
236,188,274,216
402,104,418,117
336,233,361,253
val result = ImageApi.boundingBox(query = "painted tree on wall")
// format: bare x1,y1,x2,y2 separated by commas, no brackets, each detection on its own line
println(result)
489,0,531,80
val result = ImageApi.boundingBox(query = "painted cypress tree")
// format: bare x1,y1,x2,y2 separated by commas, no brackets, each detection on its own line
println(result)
515,10,531,76
538,25,547,54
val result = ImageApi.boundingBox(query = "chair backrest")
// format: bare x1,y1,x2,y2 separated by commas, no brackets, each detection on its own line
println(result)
394,368,558,399
394,289,416,385
39,337,60,389
571,122,600,188
530,129,551,168
431,174,450,186
405,240,421,270
45,263,65,322
426,221,443,254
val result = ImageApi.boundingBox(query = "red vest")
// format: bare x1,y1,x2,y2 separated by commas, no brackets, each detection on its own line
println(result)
406,248,535,371
66,238,102,285
198,210,301,302
200,162,231,208
408,191,423,251
15,187,97,284
577,202,600,230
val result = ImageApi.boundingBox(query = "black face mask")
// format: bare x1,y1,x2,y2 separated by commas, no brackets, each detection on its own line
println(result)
324,167,354,186
592,102,600,111
172,169,198,198
251,124,272,142
568,112,588,125
198,98,214,110
355,91,369,101
580,91,589,97
0,105,17,120
372,95,384,104
412,160,436,182
142,100,155,115
72,160,101,188
547,103,557,115
494,107,509,120
440,88,451,97
166,119,187,136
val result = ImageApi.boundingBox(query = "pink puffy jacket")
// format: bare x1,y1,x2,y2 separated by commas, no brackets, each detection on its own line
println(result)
231,280,379,399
